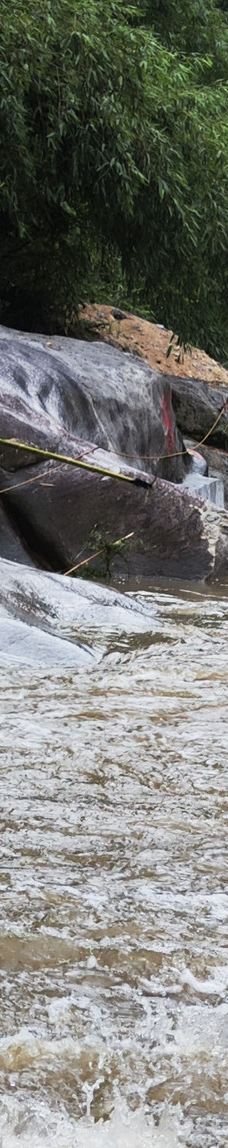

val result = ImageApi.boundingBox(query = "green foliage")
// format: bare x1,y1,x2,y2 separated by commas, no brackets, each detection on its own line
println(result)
139,0,228,78
0,0,228,359
70,527,134,580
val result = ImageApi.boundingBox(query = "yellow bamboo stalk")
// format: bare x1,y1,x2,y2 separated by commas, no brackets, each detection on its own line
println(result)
0,437,150,486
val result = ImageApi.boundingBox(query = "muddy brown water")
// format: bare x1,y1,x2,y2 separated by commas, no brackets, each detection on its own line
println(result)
0,577,227,1147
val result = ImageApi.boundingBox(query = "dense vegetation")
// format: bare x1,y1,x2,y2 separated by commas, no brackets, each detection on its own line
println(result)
0,0,228,358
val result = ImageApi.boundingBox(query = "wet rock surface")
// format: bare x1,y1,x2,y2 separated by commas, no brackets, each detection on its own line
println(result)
0,329,183,479
0,326,227,582
0,557,151,667
193,442,228,507
169,374,228,450
2,458,228,582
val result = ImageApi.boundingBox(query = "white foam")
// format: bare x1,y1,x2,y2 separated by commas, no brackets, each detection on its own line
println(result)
87,954,98,970
179,965,228,997
0,1098,191,1148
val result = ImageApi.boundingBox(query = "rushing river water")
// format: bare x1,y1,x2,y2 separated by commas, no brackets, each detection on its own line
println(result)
0,576,227,1147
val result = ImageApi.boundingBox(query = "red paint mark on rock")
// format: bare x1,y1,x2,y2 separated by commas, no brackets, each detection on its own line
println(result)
161,392,175,453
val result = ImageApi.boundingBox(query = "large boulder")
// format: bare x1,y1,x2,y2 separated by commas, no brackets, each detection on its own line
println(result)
2,457,228,581
0,329,184,480
0,326,228,582
168,374,228,450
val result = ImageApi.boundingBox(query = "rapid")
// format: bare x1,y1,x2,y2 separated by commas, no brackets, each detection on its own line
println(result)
0,571,227,1147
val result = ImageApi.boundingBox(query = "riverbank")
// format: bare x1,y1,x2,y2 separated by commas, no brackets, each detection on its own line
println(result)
76,303,228,387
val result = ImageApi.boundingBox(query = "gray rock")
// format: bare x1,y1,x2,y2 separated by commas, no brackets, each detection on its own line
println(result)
0,557,153,666
3,458,228,581
182,472,224,509
169,374,228,450
0,329,184,481
191,443,228,508
112,308,127,321
0,327,228,581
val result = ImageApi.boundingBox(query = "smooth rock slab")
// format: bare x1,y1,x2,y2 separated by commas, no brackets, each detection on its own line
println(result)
3,461,228,581
0,557,153,667
0,614,93,669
